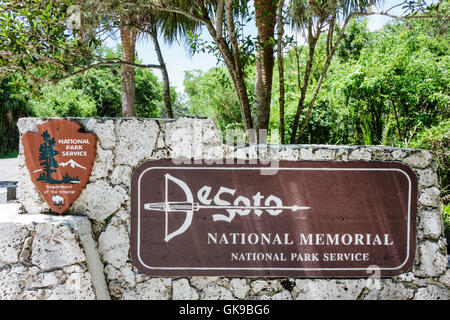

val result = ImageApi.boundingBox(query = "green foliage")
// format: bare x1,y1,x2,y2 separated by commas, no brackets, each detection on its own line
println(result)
70,66,122,117
185,16,449,196
332,20,449,195
28,45,165,119
0,0,100,83
184,68,243,132
409,120,450,195
135,68,163,118
0,76,33,152
269,17,449,147
71,46,163,118
270,31,345,144
336,19,369,63
339,21,449,146
442,203,450,236
410,120,450,149
0,150,18,159
30,81,96,117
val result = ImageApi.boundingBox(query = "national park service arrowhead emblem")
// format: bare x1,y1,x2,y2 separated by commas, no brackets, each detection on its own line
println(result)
22,119,97,214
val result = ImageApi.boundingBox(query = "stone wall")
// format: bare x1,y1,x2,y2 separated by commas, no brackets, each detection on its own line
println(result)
0,117,448,300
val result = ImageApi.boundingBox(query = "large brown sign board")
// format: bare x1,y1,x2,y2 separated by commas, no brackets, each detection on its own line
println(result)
22,119,97,214
131,160,417,277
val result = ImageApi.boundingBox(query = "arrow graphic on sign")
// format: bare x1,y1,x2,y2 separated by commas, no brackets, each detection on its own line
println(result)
144,173,310,242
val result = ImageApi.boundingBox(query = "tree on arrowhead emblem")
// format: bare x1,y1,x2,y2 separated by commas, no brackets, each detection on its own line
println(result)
37,130,59,183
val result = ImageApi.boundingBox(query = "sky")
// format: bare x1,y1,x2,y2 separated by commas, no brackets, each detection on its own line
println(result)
105,0,432,94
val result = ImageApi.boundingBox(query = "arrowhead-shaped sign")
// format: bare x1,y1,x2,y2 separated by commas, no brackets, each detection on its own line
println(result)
22,119,97,214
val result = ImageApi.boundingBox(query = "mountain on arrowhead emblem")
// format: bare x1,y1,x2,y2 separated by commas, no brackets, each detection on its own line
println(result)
59,159,87,170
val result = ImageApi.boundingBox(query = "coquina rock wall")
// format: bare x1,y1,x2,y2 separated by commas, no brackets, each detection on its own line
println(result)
0,117,448,300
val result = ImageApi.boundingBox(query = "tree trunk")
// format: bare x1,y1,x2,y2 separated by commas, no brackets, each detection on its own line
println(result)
276,0,285,144
149,28,174,118
231,66,253,132
296,52,333,142
253,0,277,133
223,0,253,133
195,0,253,134
296,16,351,143
217,36,254,135
390,99,403,141
120,25,137,117
289,19,320,143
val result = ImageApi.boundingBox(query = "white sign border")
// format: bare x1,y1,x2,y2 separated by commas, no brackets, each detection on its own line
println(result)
136,165,413,272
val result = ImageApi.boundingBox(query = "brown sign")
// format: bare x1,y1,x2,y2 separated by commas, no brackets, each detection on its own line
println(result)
131,160,417,277
22,119,97,214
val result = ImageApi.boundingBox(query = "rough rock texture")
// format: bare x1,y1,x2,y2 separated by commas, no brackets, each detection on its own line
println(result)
0,223,31,265
173,278,200,300
414,240,448,277
73,180,128,221
31,223,86,271
98,224,130,269
294,279,367,300
115,119,160,167
10,117,449,300
0,203,106,300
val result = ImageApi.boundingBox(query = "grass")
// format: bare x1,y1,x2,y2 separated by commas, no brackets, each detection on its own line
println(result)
0,150,18,159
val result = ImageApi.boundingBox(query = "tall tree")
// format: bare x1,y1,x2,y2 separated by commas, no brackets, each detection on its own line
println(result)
135,7,201,118
253,0,277,133
287,0,446,143
95,1,200,118
154,0,255,133
0,0,163,117
0,76,32,153
120,22,138,116
276,0,286,144
148,24,174,118
288,0,328,143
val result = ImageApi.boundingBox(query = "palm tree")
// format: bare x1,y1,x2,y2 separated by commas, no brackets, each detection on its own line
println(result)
153,0,255,133
135,7,201,118
120,17,138,117
277,0,286,144
148,24,174,118
253,0,277,134
86,1,211,119
151,1,279,138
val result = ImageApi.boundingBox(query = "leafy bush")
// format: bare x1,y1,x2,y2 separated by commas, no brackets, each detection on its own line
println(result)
442,204,450,246
0,150,18,159
135,68,163,118
184,68,242,132
409,120,450,198
70,66,122,117
0,77,32,153
30,82,96,117
28,45,166,119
